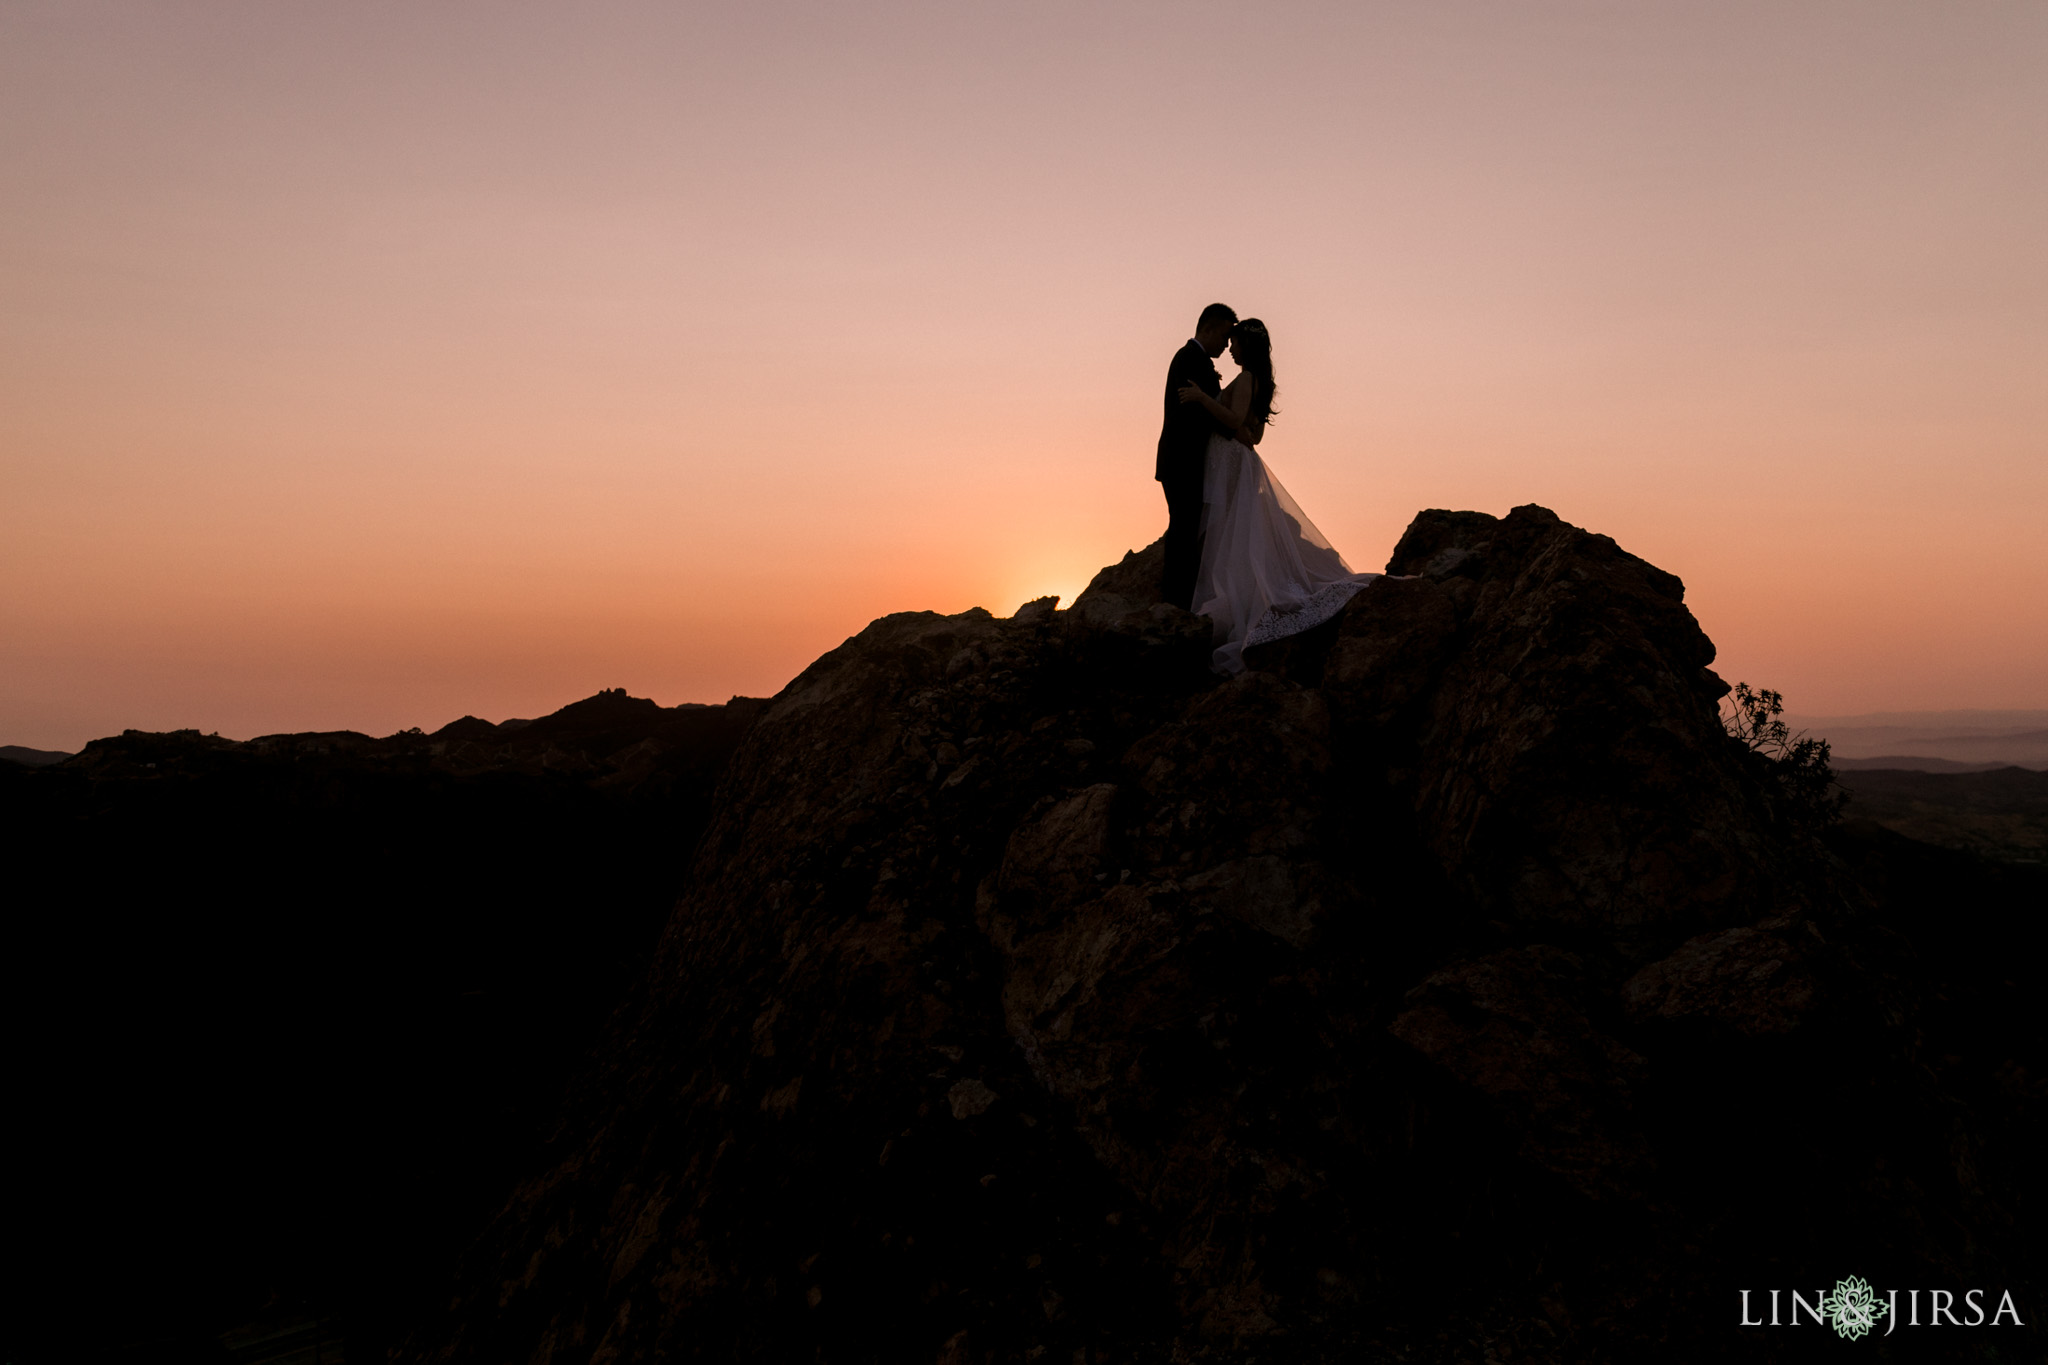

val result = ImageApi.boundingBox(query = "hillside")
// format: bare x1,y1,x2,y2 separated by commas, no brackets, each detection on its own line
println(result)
388,505,2046,1364
1837,765,2048,865
4,690,763,1362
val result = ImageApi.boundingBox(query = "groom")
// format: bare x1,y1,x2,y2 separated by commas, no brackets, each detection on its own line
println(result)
1156,302,1237,610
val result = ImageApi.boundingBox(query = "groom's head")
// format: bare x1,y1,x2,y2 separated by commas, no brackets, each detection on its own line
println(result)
1195,302,1237,357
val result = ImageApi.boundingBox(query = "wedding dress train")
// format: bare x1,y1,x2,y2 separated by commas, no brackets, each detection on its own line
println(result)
1191,434,1380,676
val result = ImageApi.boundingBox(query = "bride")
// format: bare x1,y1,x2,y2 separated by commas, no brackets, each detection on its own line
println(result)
1175,318,1381,675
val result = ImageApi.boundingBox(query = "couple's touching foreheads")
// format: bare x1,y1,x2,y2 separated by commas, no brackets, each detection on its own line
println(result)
1152,303,1382,675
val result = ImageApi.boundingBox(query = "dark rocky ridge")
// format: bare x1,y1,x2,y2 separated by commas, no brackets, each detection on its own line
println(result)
397,505,2046,1362
5,690,764,1363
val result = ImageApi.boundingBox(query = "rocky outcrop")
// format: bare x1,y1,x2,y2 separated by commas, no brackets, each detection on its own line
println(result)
398,507,2047,1364
1254,505,1791,948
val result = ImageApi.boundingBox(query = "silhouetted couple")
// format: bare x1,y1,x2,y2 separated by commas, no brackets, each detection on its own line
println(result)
1155,303,1379,674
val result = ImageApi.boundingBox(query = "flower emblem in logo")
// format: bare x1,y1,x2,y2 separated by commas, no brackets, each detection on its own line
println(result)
1820,1275,1887,1341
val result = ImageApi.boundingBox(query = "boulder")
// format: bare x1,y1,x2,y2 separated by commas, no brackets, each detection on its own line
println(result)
1390,945,1655,1201
1620,922,1820,1039
1391,506,1787,946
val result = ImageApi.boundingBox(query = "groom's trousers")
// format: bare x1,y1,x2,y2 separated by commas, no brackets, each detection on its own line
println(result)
1160,469,1204,611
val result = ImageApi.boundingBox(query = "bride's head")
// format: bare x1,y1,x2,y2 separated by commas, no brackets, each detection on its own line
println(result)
1228,319,1277,424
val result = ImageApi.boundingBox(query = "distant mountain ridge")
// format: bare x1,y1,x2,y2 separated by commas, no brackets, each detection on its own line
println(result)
39,686,769,797
0,744,72,767
1784,710,2048,772
1834,755,2034,773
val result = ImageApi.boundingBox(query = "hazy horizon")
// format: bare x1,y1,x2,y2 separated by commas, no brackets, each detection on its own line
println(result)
6,1,2045,751
1785,709,2048,728
10,689,2047,759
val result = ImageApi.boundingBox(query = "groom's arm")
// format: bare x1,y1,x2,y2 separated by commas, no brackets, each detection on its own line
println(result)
1196,356,1239,435
1168,348,1215,396
1166,352,1211,434
1197,360,1230,432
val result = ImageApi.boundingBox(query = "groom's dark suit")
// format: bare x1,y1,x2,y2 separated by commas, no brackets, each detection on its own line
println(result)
1156,339,1224,611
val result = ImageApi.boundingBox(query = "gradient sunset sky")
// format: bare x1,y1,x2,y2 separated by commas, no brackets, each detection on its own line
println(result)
4,1,2044,750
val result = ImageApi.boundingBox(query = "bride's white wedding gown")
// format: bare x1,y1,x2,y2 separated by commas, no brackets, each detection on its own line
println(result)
1191,433,1380,676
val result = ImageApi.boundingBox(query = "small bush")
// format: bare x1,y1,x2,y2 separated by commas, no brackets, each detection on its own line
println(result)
1723,682,1845,836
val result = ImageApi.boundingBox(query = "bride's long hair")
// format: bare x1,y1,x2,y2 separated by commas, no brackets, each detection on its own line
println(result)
1231,318,1278,426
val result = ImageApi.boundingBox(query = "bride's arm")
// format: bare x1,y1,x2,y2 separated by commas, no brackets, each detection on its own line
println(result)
1176,377,1255,438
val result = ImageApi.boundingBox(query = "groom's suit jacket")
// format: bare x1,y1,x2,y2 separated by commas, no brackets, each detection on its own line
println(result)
1155,339,1223,483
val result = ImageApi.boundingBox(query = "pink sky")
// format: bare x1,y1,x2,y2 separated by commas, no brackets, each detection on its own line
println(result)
4,1,2045,750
